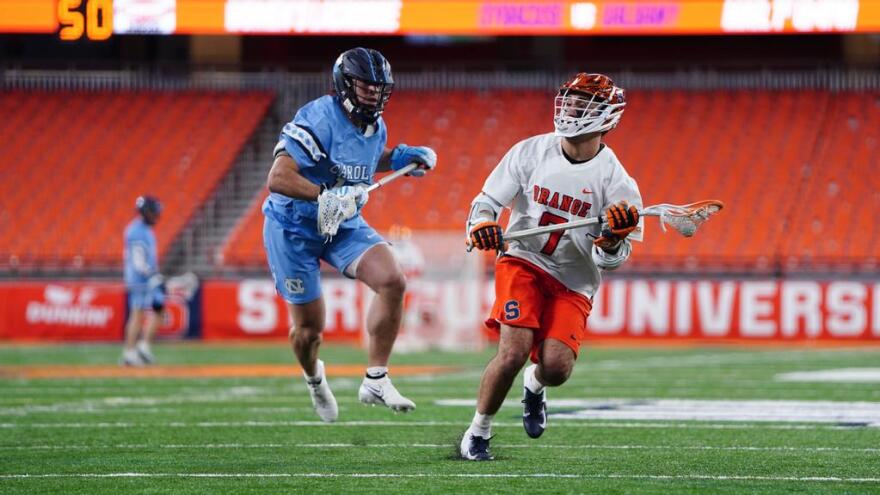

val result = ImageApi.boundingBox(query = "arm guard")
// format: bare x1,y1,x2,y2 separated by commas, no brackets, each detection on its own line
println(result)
592,239,632,271
466,192,504,235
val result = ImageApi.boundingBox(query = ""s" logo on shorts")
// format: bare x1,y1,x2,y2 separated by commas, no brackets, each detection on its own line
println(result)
504,300,520,320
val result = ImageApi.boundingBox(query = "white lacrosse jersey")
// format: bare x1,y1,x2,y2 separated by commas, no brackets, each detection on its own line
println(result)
482,132,643,299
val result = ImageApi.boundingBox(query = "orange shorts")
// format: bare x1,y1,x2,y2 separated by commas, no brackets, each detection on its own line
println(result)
485,256,593,363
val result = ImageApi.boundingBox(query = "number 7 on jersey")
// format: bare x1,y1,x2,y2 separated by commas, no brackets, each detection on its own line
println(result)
538,212,568,255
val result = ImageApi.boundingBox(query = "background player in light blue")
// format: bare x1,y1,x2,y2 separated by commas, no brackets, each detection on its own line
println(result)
263,47,437,421
122,195,166,366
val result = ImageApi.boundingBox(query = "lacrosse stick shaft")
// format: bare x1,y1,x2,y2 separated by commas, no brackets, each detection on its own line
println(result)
366,163,419,192
504,217,601,242
465,215,606,252
503,200,721,242
504,212,660,241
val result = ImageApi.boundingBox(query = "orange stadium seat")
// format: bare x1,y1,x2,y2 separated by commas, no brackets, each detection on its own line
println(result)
779,92,880,269
0,90,273,269
220,189,270,267
214,89,878,271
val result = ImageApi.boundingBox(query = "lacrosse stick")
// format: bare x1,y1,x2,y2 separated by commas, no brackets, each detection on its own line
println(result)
504,200,724,243
366,163,420,193
318,163,420,236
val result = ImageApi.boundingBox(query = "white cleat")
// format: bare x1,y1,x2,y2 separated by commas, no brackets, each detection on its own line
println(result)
358,375,416,413
304,360,338,423
135,342,155,365
120,349,144,367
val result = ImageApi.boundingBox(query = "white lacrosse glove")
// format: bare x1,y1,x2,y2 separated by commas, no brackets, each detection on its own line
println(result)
317,185,368,237
390,144,437,177
348,184,370,210
147,274,166,292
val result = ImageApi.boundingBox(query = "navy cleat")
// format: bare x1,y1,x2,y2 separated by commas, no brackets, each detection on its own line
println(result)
460,431,494,461
522,387,547,439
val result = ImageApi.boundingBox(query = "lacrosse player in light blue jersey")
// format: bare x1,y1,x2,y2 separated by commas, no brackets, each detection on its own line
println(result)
121,195,166,366
262,47,437,422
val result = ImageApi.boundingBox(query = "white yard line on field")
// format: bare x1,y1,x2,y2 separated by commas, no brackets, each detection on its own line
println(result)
2,442,878,453
591,349,878,371
0,406,317,416
0,420,867,430
776,369,880,383
1,472,878,483
435,398,880,426
0,386,276,416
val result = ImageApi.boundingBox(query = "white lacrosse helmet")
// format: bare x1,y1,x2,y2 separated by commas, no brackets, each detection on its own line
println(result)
553,73,626,138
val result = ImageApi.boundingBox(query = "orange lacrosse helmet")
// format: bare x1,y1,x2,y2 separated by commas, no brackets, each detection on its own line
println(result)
553,73,626,137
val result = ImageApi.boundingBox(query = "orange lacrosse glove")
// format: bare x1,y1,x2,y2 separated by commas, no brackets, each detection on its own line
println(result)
469,221,506,251
593,201,639,251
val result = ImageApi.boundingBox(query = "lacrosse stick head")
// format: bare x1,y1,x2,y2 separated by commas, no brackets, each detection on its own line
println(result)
317,191,357,238
646,200,724,237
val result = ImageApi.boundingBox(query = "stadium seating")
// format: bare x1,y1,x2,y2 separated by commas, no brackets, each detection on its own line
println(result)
220,190,269,266
778,92,880,269
220,89,878,271
9,88,869,272
0,90,273,269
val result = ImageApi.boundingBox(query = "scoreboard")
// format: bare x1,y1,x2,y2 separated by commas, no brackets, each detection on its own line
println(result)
1,0,879,40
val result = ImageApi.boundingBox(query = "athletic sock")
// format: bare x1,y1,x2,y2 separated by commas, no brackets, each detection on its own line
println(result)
470,411,494,438
525,365,545,394
305,359,325,385
365,366,388,380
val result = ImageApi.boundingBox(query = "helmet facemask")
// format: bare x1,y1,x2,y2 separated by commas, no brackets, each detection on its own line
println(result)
553,74,626,138
340,76,393,125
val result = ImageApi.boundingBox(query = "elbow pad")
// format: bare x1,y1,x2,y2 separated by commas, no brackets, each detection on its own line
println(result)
466,192,503,233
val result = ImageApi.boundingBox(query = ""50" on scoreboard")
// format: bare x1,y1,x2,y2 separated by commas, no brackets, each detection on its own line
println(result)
58,0,112,41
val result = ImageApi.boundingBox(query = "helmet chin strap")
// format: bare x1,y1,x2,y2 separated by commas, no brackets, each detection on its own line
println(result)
340,94,380,132
342,97,356,114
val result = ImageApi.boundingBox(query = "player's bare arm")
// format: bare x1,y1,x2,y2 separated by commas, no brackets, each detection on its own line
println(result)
267,154,322,200
376,147,394,172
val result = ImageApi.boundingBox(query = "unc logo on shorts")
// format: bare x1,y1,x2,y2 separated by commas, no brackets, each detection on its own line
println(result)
285,278,305,295
504,300,520,320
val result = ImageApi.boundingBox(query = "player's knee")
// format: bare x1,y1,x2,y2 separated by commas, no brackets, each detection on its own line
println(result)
538,360,572,386
379,271,407,298
289,323,321,344
497,348,530,373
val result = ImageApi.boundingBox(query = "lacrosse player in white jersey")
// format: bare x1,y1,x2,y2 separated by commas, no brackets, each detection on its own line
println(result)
460,73,644,460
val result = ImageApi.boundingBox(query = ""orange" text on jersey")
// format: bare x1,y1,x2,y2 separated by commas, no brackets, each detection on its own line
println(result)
533,185,592,217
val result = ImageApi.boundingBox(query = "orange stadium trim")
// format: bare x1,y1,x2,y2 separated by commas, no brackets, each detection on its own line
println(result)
3,0,880,37
0,0,55,33
0,364,460,379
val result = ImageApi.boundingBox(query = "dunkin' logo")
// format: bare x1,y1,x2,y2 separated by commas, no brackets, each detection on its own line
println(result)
25,285,114,328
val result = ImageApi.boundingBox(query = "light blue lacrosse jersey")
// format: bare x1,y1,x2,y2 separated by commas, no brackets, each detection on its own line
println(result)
123,218,158,288
262,95,387,231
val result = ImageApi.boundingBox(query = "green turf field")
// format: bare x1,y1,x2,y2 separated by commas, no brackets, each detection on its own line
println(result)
1,343,879,494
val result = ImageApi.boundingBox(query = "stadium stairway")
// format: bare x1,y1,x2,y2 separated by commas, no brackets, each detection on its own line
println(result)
162,102,281,275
